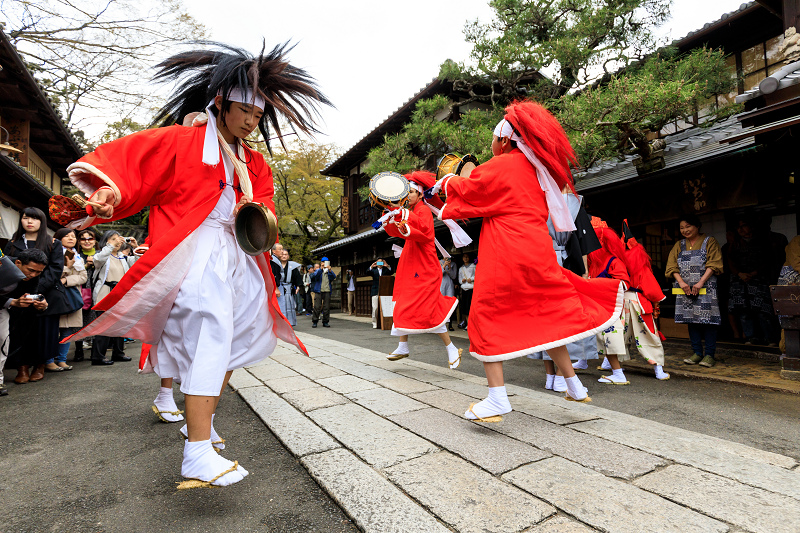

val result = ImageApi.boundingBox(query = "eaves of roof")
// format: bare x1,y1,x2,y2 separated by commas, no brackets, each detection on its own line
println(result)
671,2,760,49
575,117,754,192
736,59,800,103
312,227,383,254
0,30,84,166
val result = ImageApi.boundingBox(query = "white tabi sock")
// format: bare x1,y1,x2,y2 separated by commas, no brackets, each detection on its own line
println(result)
565,375,589,401
154,387,184,422
600,357,611,370
394,341,409,355
181,440,247,487
446,342,461,369
654,365,670,380
572,359,588,370
545,374,555,390
600,368,628,383
180,415,225,450
465,386,512,420
552,375,567,392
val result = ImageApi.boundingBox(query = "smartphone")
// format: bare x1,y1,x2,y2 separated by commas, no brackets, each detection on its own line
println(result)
64,250,75,260
30,294,45,301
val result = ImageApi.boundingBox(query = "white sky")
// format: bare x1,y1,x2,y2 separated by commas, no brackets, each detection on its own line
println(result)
84,0,750,151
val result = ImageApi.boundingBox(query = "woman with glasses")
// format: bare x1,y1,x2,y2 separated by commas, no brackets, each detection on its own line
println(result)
73,229,98,362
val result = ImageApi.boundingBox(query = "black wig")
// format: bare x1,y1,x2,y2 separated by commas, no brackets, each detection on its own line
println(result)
150,40,331,155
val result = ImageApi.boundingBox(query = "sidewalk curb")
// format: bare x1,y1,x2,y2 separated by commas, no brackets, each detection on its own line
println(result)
620,361,800,395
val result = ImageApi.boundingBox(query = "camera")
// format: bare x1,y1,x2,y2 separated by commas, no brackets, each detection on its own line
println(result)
30,294,44,301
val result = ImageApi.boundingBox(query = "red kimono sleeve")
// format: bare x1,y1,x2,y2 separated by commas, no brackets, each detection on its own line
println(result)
639,268,666,304
384,205,432,243
67,127,178,223
608,260,631,289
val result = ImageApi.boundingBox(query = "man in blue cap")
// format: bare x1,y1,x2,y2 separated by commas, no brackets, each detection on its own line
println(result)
310,257,336,327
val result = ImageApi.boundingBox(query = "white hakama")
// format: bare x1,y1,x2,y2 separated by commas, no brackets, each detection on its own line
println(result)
154,149,276,396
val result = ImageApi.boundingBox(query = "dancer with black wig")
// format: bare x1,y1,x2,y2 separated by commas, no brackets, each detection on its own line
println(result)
64,41,330,488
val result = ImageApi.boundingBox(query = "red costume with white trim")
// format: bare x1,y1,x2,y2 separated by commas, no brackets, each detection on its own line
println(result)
439,101,624,363
384,172,457,334
66,124,306,369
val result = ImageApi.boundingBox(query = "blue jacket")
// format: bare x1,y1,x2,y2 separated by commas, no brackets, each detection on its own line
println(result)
310,268,336,293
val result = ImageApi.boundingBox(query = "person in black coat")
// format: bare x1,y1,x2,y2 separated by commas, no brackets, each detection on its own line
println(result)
0,248,50,384
368,258,392,329
3,207,65,380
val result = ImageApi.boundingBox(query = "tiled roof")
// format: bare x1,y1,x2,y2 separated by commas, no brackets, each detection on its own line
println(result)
574,116,754,191
735,59,800,103
671,2,757,46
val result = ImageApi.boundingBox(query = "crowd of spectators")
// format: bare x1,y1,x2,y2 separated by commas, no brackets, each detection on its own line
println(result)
0,207,141,397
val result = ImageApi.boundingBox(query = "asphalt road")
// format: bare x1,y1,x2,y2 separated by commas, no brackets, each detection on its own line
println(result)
298,311,800,461
0,346,357,533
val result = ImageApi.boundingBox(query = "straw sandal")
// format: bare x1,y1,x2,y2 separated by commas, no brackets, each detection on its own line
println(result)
176,461,240,490
598,376,630,385
564,392,592,403
467,403,504,423
386,352,409,361
448,348,462,369
152,404,185,423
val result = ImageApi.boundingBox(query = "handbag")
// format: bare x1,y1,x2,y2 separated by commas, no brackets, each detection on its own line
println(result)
65,285,84,313
81,287,93,310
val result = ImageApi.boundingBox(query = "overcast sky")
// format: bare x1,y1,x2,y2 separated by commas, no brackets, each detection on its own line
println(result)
94,0,751,151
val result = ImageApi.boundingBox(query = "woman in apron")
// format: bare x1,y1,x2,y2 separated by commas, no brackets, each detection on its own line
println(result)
665,214,723,367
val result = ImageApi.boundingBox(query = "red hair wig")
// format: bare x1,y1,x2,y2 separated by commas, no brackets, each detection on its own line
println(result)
588,227,630,278
504,100,579,194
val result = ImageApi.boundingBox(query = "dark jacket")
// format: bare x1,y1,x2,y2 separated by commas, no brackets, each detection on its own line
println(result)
4,238,70,316
368,265,392,296
310,268,336,293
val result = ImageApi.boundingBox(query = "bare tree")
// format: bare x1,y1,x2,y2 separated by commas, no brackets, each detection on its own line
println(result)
2,0,208,127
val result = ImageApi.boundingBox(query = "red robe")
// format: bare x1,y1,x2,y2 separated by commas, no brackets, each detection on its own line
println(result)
630,267,666,334
440,148,623,361
384,201,457,333
65,124,306,368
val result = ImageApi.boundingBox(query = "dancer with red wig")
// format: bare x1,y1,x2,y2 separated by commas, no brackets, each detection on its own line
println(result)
383,171,463,369
435,100,624,420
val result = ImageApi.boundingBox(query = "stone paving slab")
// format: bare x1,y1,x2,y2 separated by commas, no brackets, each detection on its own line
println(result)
263,375,318,394
410,389,481,417
430,378,495,398
572,418,800,498
341,365,402,382
568,409,798,469
314,355,370,374
307,403,438,469
493,412,667,480
634,464,800,533
301,449,449,533
227,368,263,390
237,386,340,457
270,351,315,367
246,360,300,382
384,451,555,533
367,359,417,371
510,395,600,425
503,457,729,533
282,386,350,413
317,375,381,394
394,368,462,384
345,388,427,417
286,360,347,381
390,408,551,475
529,515,596,532
375,376,441,394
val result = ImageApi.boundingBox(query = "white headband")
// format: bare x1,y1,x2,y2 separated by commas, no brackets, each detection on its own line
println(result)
493,119,514,139
202,88,266,166
491,117,576,233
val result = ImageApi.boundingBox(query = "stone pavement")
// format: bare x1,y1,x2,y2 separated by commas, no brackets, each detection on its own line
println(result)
334,313,800,394
232,332,800,533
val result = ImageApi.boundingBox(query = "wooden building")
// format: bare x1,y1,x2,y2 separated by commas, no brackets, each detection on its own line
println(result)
0,30,83,242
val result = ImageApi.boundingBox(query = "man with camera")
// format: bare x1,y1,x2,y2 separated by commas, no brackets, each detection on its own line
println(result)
0,249,50,388
368,258,392,329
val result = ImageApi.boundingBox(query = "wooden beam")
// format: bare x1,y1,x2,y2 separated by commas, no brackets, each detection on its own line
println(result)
756,0,784,18
786,0,800,30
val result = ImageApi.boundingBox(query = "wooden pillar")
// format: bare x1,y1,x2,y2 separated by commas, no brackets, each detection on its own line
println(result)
785,0,800,31
2,117,29,167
